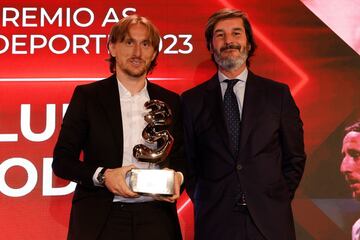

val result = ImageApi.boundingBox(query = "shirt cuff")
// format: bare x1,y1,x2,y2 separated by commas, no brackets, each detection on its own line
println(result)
93,167,104,187
176,171,184,185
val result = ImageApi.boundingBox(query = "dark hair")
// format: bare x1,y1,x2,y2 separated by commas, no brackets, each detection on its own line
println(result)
345,121,360,134
205,9,257,67
107,15,160,74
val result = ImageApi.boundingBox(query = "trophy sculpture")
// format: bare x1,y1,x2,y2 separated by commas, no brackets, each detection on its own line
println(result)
130,99,175,195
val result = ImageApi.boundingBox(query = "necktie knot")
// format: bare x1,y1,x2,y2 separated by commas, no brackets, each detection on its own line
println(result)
224,79,240,90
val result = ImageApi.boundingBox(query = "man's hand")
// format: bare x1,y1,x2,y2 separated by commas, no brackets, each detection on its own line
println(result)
104,165,140,198
153,171,182,203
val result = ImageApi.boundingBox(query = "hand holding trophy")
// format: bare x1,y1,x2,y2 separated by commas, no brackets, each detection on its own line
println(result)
130,99,176,196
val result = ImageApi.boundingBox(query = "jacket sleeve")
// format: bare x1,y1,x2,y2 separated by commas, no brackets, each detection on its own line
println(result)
280,85,306,199
165,95,186,193
181,94,198,200
52,86,98,187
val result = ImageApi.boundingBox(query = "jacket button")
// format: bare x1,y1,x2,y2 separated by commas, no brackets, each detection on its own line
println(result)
236,164,243,171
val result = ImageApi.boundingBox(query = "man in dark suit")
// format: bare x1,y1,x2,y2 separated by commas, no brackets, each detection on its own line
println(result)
182,9,306,240
53,15,184,240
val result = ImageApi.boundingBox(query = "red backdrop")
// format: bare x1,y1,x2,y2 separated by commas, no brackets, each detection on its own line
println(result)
1,1,359,239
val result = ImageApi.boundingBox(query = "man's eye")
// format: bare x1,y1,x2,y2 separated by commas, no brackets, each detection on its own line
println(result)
349,150,360,159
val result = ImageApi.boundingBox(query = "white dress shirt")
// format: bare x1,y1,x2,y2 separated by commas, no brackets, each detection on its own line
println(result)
218,67,248,120
94,78,157,203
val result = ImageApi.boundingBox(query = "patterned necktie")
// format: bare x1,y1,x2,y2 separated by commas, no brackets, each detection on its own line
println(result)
223,79,241,157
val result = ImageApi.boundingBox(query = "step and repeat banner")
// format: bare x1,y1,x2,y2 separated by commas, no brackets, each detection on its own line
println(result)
0,0,359,239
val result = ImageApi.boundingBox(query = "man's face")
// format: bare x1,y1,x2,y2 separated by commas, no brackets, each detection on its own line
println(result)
210,18,250,72
109,23,156,78
340,131,360,200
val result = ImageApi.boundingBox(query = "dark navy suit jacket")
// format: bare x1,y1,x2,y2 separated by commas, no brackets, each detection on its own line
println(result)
182,71,306,240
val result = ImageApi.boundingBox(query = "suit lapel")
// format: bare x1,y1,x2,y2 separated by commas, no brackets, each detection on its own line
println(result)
147,80,159,100
98,75,123,165
205,74,235,159
239,71,266,155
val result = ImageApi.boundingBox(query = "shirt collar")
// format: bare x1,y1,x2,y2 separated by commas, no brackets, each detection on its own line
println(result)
218,67,248,83
117,78,148,97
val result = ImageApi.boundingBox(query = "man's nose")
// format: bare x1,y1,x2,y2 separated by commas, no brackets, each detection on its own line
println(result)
224,33,234,45
133,43,141,56
340,156,353,174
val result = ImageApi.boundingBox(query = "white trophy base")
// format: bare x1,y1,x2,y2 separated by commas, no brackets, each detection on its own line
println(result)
129,169,175,195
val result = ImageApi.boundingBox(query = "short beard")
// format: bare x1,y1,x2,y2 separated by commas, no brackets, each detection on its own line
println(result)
120,57,149,78
124,68,147,78
213,44,248,71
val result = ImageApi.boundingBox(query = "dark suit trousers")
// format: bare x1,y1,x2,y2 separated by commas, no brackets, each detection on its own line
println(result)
233,206,266,240
98,201,180,240
195,205,266,240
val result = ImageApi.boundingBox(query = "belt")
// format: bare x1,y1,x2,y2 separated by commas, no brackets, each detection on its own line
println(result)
236,193,247,206
112,201,168,210
234,193,248,212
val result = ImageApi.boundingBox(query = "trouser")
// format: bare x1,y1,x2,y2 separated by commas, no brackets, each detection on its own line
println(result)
98,201,181,240
232,205,266,240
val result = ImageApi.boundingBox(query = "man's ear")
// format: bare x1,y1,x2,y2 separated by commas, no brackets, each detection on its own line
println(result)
151,50,157,61
247,44,251,51
109,43,116,57
209,43,214,54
